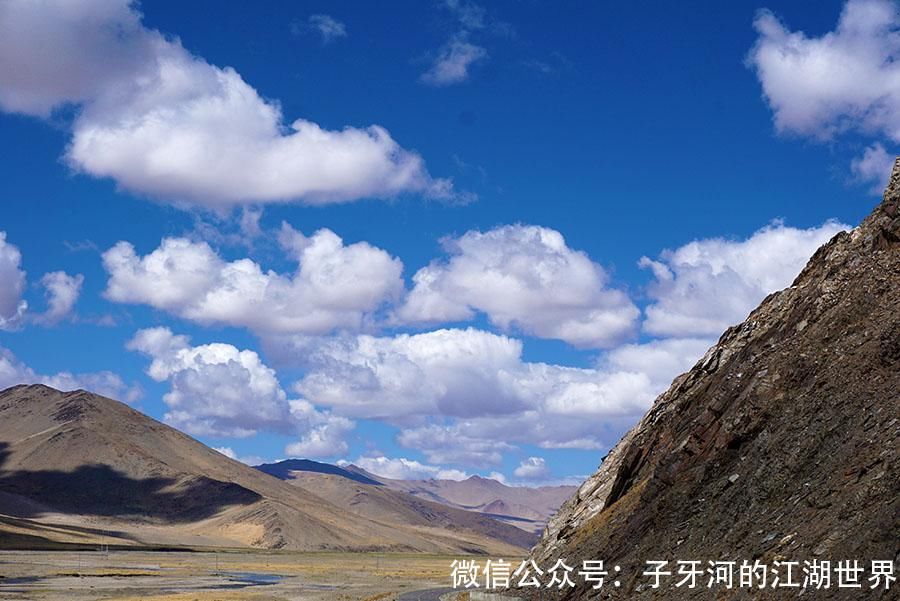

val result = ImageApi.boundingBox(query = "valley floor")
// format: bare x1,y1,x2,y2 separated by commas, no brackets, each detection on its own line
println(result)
0,550,501,600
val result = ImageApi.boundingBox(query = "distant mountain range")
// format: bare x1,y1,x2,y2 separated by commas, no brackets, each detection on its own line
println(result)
257,460,575,536
0,384,549,554
347,465,574,533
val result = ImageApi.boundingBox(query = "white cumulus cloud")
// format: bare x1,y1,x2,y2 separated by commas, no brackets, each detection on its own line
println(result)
748,0,900,188
127,327,291,438
749,0,900,140
0,0,452,208
127,327,353,456
103,225,403,335
639,220,847,338
396,225,639,348
266,326,711,466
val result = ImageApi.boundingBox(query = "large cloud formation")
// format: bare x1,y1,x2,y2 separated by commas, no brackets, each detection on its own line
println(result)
749,0,900,186
0,0,451,208
262,218,842,467
104,225,403,335
396,225,639,348
101,216,844,470
264,327,709,465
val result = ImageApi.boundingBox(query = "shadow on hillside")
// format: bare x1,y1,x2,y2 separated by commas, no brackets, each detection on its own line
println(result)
0,442,260,523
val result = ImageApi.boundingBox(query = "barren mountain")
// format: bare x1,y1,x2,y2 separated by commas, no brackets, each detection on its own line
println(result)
521,163,900,599
261,463,536,548
0,384,530,555
345,465,575,534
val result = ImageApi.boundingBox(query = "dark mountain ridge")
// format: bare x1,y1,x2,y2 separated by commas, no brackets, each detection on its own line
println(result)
256,458,382,486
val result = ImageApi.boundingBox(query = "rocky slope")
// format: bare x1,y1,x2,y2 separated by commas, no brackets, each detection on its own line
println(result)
523,162,900,599
0,384,529,555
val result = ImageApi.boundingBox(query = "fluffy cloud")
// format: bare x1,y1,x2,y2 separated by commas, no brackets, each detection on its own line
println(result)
749,0,900,187
749,0,900,141
127,327,352,456
396,225,639,348
421,38,487,86
127,327,291,437
514,456,550,480
281,328,529,419
640,220,847,337
268,326,711,465
345,455,469,481
0,0,451,208
104,225,403,335
0,232,27,330
282,326,659,423
35,271,84,325
0,345,141,403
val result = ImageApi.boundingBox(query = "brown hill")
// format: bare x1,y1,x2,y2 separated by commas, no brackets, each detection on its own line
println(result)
523,163,900,599
0,384,530,555
269,469,536,549
345,468,575,534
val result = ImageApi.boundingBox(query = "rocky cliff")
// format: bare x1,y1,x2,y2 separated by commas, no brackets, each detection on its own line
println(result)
523,161,900,599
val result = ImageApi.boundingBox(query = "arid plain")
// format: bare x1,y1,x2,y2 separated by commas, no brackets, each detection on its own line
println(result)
0,549,494,600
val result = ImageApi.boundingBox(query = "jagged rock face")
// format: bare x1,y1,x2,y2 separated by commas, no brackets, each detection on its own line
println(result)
525,161,900,599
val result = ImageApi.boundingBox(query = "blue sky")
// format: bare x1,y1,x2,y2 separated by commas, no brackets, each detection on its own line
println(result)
0,0,894,484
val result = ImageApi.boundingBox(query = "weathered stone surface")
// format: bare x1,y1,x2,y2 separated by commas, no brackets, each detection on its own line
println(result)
521,160,900,600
